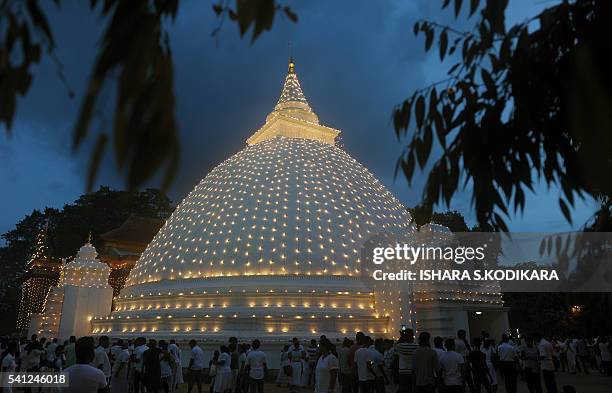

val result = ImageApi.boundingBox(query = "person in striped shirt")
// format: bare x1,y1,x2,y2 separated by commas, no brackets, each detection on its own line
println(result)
306,339,320,388
396,327,418,393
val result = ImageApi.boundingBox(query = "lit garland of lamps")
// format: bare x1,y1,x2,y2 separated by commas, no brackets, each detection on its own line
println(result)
37,240,112,337
91,59,506,338
16,224,62,332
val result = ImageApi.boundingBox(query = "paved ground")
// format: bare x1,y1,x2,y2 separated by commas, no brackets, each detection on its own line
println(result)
175,371,611,393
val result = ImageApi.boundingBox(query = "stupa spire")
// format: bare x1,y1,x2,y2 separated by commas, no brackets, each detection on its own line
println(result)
245,58,340,146
31,220,51,261
274,57,311,110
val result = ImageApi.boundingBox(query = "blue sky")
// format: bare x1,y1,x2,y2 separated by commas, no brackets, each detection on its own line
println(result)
0,0,598,239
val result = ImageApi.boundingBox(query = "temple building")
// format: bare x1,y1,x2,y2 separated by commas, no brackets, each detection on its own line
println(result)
98,215,165,297
90,59,508,341
16,224,62,331
16,216,163,333
34,238,113,338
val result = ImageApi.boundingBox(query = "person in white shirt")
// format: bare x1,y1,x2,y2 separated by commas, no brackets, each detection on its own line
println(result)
169,339,184,389
288,338,306,392
598,336,612,376
245,339,267,393
64,336,77,368
480,338,498,389
370,339,388,393
315,341,339,393
110,340,122,365
276,345,291,386
22,341,42,372
566,338,577,374
46,338,59,364
62,337,108,393
188,339,205,393
433,336,446,361
439,339,465,392
93,335,111,380
214,345,232,393
111,341,130,393
53,345,66,372
132,337,149,393
354,336,376,393
159,341,175,393
1,341,18,393
498,334,518,393
536,334,558,393
520,337,542,393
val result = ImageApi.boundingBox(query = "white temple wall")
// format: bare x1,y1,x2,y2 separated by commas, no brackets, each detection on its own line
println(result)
58,285,113,339
467,308,510,341
28,314,42,338
415,302,509,340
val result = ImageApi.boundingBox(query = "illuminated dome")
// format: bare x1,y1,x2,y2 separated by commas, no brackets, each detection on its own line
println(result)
62,239,111,288
92,60,415,339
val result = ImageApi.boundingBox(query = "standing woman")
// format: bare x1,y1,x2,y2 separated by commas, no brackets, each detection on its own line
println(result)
520,337,542,393
481,339,498,393
288,338,306,393
1,341,18,393
159,341,176,393
21,341,42,393
276,345,291,387
213,346,232,393
168,340,184,391
237,344,248,393
111,341,131,393
565,339,577,374
143,339,162,393
315,341,339,393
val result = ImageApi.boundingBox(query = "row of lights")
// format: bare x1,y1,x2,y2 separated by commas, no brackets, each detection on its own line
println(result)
93,313,384,321
114,302,374,312
126,137,413,286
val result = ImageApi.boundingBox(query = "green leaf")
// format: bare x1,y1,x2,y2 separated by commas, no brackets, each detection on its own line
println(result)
432,110,446,149
212,4,223,15
481,69,495,94
425,28,434,51
415,95,426,129
469,0,479,16
251,0,275,42
439,29,448,60
559,198,572,224
402,153,416,182
483,0,508,34
417,125,433,168
429,88,438,112
26,0,55,48
454,0,463,18
284,6,298,23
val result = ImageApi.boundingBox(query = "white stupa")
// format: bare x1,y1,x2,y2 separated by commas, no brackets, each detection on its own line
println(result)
91,60,508,340
37,237,113,339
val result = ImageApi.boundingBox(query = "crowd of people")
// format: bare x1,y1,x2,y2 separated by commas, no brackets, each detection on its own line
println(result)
0,329,610,393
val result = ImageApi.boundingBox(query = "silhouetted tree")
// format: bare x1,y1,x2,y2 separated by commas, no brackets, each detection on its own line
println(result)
0,186,173,333
394,0,611,231
0,0,296,191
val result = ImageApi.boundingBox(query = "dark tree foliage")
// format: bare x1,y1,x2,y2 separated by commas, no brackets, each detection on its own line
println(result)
409,207,470,232
504,290,612,337
393,0,612,231
0,187,173,315
0,0,295,191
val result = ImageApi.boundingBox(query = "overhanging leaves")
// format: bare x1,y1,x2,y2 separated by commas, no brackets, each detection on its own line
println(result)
393,0,612,231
